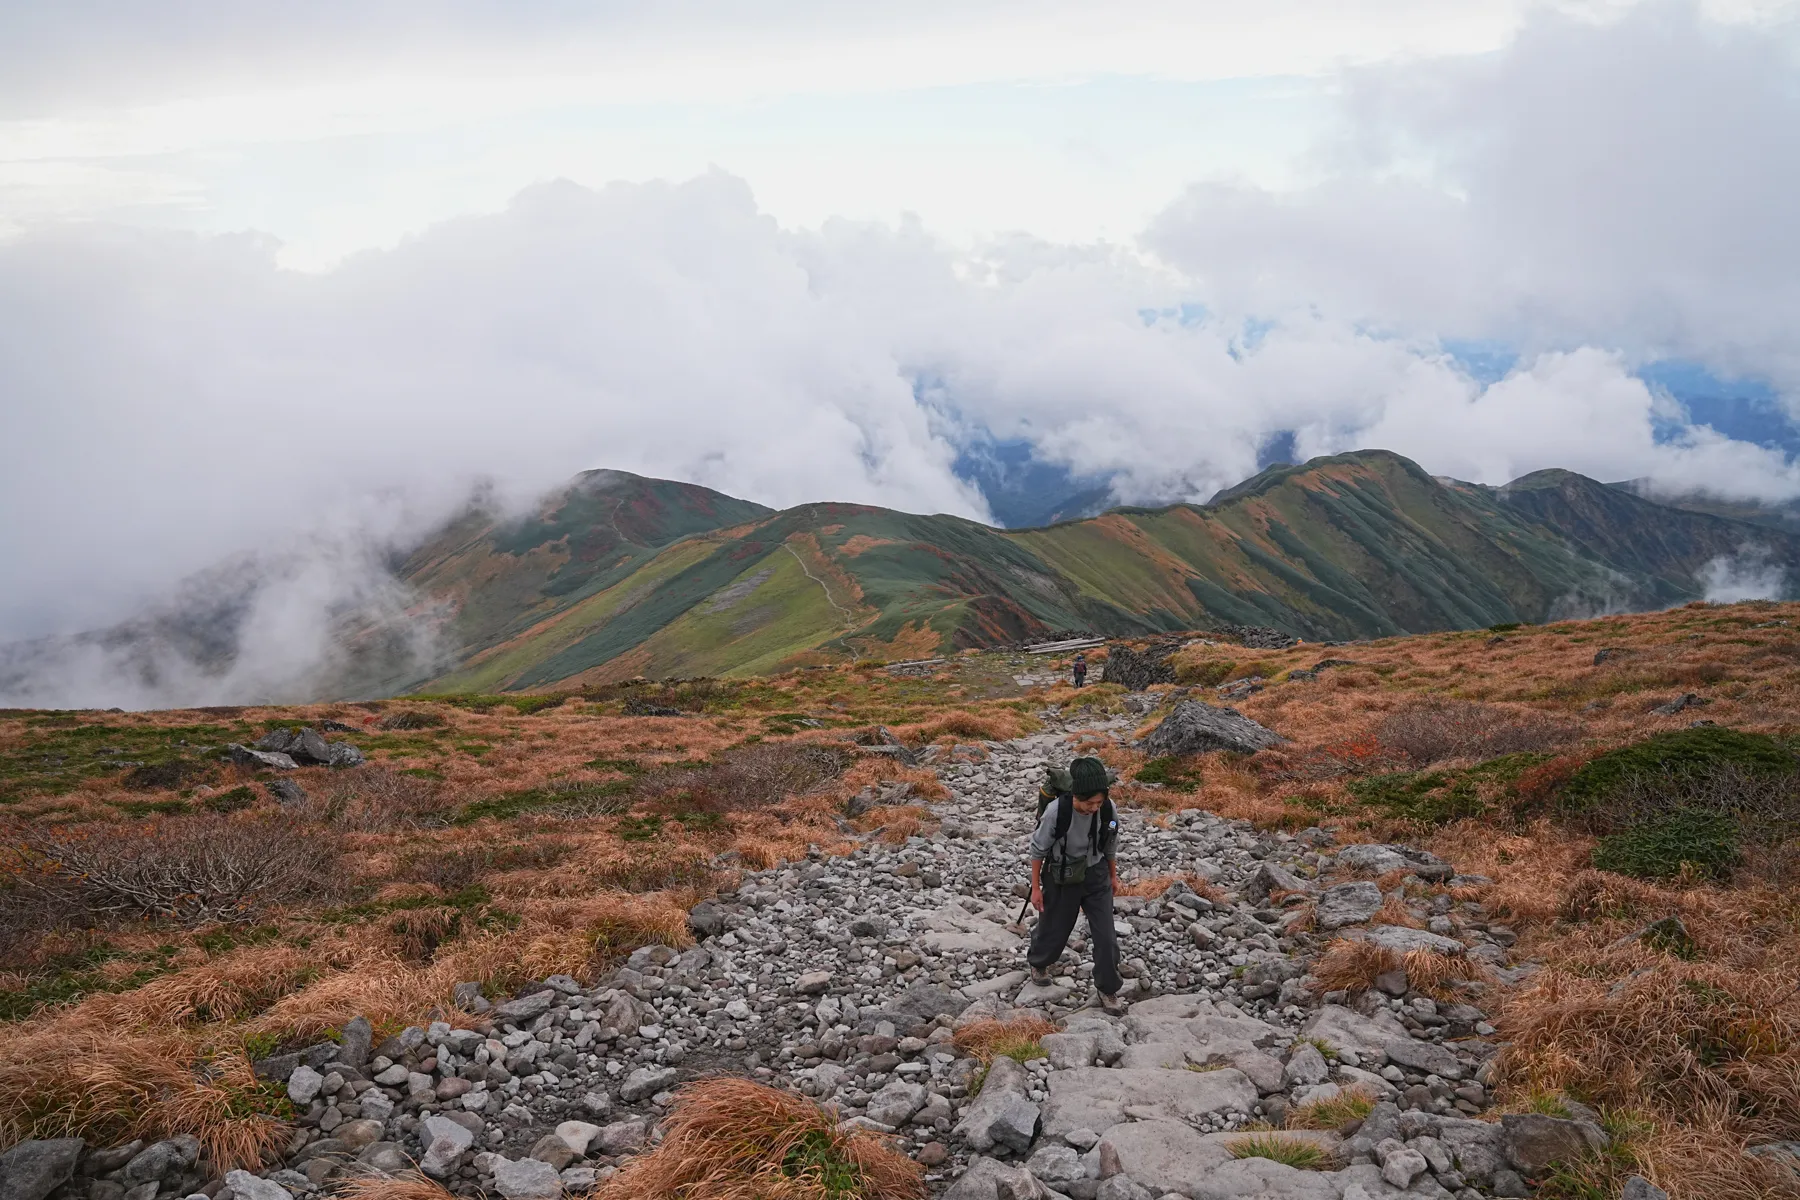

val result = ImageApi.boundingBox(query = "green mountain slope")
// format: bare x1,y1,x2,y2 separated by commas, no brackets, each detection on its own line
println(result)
403,451,1800,690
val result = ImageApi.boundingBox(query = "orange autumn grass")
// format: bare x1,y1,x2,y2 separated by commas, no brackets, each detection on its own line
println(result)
1309,939,1493,1001
594,1077,925,1200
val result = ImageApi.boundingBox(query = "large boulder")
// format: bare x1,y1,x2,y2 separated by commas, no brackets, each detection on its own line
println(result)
0,1139,84,1200
915,906,1020,954
1315,881,1383,930
1137,701,1285,758
1124,994,1281,1052
1501,1113,1607,1172
942,1157,1046,1200
1100,645,1176,691
227,744,298,771
1299,1005,1411,1060
1040,1067,1258,1141
1096,1123,1336,1196
953,1057,1039,1153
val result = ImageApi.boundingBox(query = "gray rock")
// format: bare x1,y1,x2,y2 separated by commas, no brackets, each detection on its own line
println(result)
493,989,556,1023
0,1139,85,1200
889,981,970,1022
325,742,365,768
1096,1122,1234,1196
1299,1005,1411,1059
1384,1039,1464,1080
120,1143,181,1184
1040,1067,1258,1141
1315,882,1384,930
686,901,724,939
1491,1168,1530,1197
593,1120,648,1156
355,1144,411,1174
865,1080,928,1127
338,1015,372,1066
227,745,297,771
221,1173,291,1200
290,728,333,765
619,1065,679,1103
1230,1050,1287,1095
944,1158,1043,1200
491,1157,564,1200
1376,1140,1428,1187
264,778,307,806
1137,701,1285,757
1621,1176,1669,1200
287,1064,324,1105
1026,1143,1086,1186
1094,1179,1154,1200
1333,844,1412,875
1244,861,1308,903
1501,1113,1606,1172
955,1058,1040,1153
1283,1043,1330,1087
1041,1031,1100,1070
1360,926,1466,956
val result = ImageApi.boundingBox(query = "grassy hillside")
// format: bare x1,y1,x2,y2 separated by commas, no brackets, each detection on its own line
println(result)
5,602,1800,1197
401,451,1800,691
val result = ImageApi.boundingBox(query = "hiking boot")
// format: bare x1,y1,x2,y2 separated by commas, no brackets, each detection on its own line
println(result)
1029,965,1053,986
1099,990,1126,1014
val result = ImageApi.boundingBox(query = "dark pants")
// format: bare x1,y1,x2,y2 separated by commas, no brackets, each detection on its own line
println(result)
1028,868,1121,996
1073,670,1086,687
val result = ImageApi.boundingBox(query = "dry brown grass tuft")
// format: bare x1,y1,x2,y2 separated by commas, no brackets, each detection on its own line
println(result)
594,1076,925,1200
1497,959,1800,1199
953,1016,1057,1062
901,708,1031,744
329,1174,457,1200
1311,940,1491,1000
0,1023,285,1169
1373,894,1425,928
1117,873,1229,903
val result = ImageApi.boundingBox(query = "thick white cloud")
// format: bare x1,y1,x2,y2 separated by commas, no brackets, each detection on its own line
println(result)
1149,3,1800,384
0,173,986,642
6,1,1800,709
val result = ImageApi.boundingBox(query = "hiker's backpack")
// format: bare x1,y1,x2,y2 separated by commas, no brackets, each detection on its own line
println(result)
1037,787,1118,886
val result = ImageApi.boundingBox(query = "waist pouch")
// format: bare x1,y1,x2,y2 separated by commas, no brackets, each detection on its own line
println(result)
1047,855,1089,886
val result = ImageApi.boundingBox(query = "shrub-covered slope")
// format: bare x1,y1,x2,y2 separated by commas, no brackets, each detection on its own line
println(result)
406,451,1800,690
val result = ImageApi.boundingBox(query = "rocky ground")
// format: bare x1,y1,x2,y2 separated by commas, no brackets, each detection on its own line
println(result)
4,702,1666,1200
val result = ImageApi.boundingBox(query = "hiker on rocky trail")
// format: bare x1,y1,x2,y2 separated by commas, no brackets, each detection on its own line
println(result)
1071,652,1087,687
1027,755,1123,1012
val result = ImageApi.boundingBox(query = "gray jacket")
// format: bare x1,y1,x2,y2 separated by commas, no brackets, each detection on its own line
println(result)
1029,800,1116,868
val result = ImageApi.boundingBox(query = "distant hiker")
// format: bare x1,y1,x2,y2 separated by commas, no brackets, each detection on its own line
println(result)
1028,755,1123,1011
1072,653,1088,688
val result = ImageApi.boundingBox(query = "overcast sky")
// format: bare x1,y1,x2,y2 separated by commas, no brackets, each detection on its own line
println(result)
5,0,1800,655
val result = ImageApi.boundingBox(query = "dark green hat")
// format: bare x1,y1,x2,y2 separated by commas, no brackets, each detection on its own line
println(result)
1069,756,1109,796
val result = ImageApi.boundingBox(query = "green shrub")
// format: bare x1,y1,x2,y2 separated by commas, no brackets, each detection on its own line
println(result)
1592,807,1741,881
1135,756,1204,790
1559,727,1797,814
1176,659,1235,687
203,785,257,813
1348,753,1550,825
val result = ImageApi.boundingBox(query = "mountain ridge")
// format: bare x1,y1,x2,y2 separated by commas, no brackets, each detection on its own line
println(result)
8,449,1796,706
401,449,1800,693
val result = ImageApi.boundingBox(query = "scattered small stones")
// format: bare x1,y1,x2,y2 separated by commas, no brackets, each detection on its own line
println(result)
48,702,1519,1200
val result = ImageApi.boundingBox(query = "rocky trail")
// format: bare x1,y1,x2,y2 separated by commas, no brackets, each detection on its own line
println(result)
2,704,1661,1200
